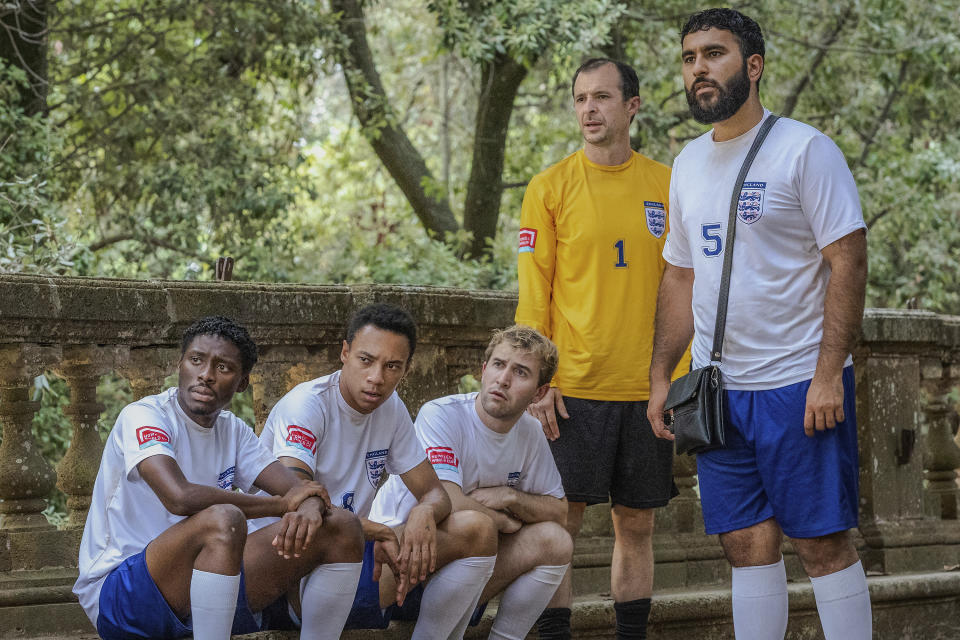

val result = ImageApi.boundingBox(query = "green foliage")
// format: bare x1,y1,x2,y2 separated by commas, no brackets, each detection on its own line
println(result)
0,63,78,273
0,0,956,314
429,0,624,64
41,0,339,278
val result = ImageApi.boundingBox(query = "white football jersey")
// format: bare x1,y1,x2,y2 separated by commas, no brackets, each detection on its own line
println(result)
73,388,276,625
258,371,425,519
663,111,865,390
370,393,564,527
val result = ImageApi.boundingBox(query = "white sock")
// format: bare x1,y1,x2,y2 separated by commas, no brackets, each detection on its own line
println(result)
299,562,364,640
489,563,569,640
189,569,240,640
731,558,788,640
811,560,872,640
412,555,497,640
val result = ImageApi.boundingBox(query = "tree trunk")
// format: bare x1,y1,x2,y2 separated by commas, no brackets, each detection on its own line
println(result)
0,0,48,117
330,0,459,239
462,53,528,257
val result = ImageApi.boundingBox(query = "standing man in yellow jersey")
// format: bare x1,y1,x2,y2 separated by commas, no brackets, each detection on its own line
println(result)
516,58,689,640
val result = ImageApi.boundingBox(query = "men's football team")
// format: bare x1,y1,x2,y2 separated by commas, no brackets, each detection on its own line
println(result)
75,8,871,640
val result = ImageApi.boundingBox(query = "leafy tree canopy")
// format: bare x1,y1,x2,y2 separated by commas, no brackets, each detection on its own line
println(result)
0,0,957,313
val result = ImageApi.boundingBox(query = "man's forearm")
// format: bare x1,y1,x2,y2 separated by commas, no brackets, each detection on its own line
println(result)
448,490,511,527
500,489,566,525
416,485,452,524
650,264,696,380
169,483,287,519
816,231,867,377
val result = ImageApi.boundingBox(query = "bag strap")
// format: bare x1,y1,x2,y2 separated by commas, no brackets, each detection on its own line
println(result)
710,114,779,363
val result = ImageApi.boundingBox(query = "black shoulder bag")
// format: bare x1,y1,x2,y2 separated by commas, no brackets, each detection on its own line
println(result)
664,114,779,456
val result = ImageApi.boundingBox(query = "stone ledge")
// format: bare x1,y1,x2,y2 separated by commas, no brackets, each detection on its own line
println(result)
0,275,518,346
6,571,959,639
2,274,959,351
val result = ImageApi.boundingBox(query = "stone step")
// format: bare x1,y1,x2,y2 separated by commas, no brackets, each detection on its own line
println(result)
7,571,960,639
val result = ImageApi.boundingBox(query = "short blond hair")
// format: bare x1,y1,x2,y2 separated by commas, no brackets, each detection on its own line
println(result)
483,325,559,387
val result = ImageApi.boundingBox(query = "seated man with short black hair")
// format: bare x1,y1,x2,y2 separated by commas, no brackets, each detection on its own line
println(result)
257,303,498,638
74,316,364,640
371,324,573,639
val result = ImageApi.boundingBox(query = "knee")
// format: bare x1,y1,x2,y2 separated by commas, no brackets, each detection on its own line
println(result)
446,510,498,557
611,506,655,543
533,521,574,566
197,504,247,547
721,524,783,567
792,531,858,578
323,507,364,561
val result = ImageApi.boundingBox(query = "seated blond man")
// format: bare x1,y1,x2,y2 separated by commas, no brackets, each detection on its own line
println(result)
371,325,572,638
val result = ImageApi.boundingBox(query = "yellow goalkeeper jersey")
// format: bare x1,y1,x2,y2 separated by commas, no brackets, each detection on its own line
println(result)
516,149,690,401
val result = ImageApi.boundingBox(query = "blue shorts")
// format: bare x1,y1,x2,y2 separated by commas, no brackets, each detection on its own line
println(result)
344,541,390,630
96,549,260,640
697,366,859,539
344,541,486,629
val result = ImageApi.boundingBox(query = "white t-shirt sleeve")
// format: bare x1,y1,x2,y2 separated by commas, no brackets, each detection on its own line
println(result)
414,402,464,486
796,133,866,249
386,402,427,476
663,159,694,268
116,403,178,478
264,391,325,470
519,425,565,499
233,419,278,492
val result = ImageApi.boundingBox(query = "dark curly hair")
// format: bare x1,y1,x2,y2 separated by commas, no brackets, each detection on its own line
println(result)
345,304,417,362
681,9,765,62
180,316,258,374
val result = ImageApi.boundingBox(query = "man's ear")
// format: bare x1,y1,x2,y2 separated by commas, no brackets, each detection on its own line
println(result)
531,383,551,405
747,53,764,83
627,95,641,117
236,374,250,394
340,339,350,365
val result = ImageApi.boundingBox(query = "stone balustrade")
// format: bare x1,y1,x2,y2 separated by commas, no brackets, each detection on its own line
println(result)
0,273,958,598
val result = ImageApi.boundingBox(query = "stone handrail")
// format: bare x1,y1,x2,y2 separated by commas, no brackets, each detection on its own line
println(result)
0,273,958,578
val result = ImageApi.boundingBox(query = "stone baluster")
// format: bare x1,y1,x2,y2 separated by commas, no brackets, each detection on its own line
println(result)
0,345,60,531
117,347,179,401
53,346,123,527
249,346,333,434
921,359,960,520
665,452,703,534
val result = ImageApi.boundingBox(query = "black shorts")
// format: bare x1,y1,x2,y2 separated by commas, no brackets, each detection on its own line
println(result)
549,397,677,509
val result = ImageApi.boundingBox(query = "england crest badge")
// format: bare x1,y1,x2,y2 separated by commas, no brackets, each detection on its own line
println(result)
737,182,766,224
365,449,388,488
644,201,666,238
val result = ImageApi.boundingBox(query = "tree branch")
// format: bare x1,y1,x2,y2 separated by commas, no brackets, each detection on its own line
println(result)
780,4,854,118
857,58,910,168
462,52,529,257
330,0,459,239
865,206,891,229
85,232,205,262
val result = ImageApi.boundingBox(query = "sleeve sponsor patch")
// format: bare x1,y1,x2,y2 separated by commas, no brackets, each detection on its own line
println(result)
284,425,318,455
136,426,172,450
427,446,459,472
518,227,538,253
